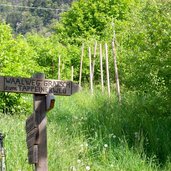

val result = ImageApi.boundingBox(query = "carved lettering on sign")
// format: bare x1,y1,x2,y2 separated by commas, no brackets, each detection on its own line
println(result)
0,76,79,96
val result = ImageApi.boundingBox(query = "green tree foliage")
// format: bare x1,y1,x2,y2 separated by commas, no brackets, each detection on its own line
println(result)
26,33,81,80
115,0,171,115
118,0,170,87
53,0,170,99
54,0,133,42
0,23,43,114
0,23,42,76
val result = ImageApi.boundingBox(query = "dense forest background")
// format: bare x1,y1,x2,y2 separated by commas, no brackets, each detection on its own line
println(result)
0,0,73,34
0,0,171,170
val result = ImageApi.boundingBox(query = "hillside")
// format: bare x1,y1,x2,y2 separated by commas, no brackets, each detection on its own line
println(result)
0,0,73,34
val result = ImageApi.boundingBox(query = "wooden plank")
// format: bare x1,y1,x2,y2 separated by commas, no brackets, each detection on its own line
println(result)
26,127,38,149
0,76,80,95
71,82,81,94
26,114,37,133
0,76,4,91
27,134,37,149
28,145,38,164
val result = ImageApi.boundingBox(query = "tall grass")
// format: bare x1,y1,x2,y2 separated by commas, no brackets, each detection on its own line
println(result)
0,89,170,170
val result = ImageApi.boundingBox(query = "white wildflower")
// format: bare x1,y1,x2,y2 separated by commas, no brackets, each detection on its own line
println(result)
113,135,116,139
86,165,91,170
85,143,88,147
104,144,108,148
77,159,81,164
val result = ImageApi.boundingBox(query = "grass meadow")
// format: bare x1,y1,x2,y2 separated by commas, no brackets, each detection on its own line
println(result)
0,89,171,171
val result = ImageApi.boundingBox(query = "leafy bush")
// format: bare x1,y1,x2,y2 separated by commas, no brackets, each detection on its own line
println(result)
0,93,31,115
0,23,42,114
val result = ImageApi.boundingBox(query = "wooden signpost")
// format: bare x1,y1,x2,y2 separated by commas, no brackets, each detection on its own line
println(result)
0,76,79,95
0,73,80,171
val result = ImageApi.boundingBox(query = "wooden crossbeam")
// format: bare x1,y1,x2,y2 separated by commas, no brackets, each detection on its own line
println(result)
0,76,79,96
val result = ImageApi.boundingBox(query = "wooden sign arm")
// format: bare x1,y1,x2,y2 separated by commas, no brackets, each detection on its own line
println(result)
71,82,81,95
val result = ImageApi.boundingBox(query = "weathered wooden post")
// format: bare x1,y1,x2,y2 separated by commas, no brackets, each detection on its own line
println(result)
112,41,121,102
0,73,80,171
71,66,74,81
26,113,38,164
99,43,104,93
89,47,93,94
92,41,97,81
111,21,121,102
105,43,110,97
79,43,84,87
52,57,54,78
33,73,48,171
26,73,55,170
0,133,6,171
58,55,61,80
